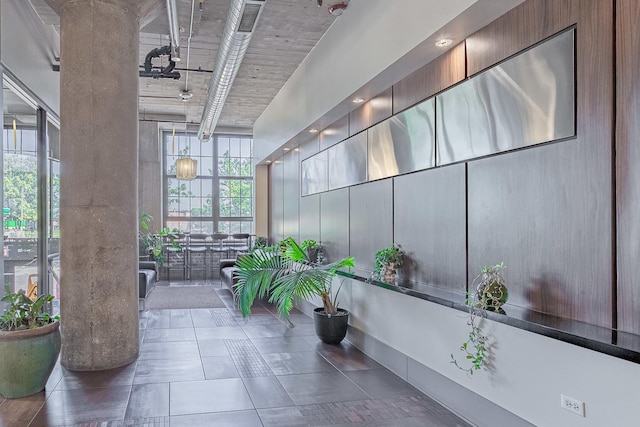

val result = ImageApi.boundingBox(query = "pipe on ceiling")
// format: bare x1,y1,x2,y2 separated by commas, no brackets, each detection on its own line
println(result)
197,0,266,141
166,0,181,61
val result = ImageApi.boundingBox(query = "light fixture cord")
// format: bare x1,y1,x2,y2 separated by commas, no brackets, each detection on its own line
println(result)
171,127,176,156
13,118,17,150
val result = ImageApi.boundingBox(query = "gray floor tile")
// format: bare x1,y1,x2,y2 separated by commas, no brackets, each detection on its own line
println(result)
257,406,309,427
195,326,248,340
133,358,204,384
55,362,137,391
170,410,263,427
276,372,368,405
197,338,231,357
317,341,383,371
242,323,296,339
145,310,172,329
125,383,170,418
263,351,338,375
31,386,130,425
226,339,274,377
170,309,193,328
202,356,240,379
250,335,315,354
169,379,254,416
344,368,421,399
139,341,201,361
143,328,196,343
242,376,295,409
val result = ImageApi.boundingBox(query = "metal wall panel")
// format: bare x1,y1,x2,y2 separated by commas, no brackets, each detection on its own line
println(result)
283,150,299,241
328,132,367,190
299,193,320,244
320,188,350,262
394,165,466,292
468,140,612,328
301,150,328,196
368,98,435,181
393,42,466,114
349,179,393,276
437,29,575,165
350,87,393,136
299,136,319,160
320,115,349,151
269,159,284,244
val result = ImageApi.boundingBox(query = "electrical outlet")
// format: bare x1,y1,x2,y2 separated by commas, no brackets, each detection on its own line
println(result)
561,394,585,417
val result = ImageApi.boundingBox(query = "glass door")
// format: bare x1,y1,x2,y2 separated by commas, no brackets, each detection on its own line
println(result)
2,81,39,298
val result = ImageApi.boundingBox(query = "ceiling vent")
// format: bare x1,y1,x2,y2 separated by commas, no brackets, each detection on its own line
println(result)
197,0,266,141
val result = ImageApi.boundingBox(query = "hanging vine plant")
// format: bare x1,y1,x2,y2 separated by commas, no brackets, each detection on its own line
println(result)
451,263,508,376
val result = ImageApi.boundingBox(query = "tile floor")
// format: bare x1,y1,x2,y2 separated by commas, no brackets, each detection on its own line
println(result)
0,281,472,427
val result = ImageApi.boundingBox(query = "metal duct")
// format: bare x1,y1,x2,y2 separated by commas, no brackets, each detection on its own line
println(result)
166,0,181,61
197,0,266,141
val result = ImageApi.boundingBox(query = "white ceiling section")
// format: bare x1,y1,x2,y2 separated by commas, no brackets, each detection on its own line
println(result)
253,0,525,164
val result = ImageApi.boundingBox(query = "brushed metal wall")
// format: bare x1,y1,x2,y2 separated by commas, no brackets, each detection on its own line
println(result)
320,188,350,262
269,159,284,244
320,115,349,151
368,98,435,181
350,87,393,136
468,140,612,328
301,150,328,196
299,136,319,161
283,150,300,242
299,193,320,244
328,132,368,190
394,165,467,292
437,29,575,165
349,179,393,276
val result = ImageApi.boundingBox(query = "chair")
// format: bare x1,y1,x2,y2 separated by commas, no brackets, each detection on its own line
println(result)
228,233,251,257
27,274,38,301
210,233,229,261
186,233,209,280
164,233,187,280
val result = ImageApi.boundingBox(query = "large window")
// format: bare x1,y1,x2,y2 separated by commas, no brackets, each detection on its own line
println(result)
164,132,253,234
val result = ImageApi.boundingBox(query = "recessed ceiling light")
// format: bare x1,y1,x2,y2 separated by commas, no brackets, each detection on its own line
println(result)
294,148,300,152
352,97,365,104
265,160,272,164
309,128,318,133
435,38,453,47
283,148,290,151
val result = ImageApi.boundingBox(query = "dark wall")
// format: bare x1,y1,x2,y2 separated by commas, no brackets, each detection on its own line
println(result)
616,0,640,335
268,0,639,333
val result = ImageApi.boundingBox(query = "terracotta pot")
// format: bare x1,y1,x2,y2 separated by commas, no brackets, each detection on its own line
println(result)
0,321,61,398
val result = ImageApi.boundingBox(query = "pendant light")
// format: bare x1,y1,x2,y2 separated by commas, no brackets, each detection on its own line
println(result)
176,125,197,180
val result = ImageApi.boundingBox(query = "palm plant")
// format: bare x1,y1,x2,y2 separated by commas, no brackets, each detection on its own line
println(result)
234,237,354,323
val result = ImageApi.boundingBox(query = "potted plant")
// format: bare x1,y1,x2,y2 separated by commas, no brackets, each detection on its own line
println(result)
0,285,61,398
451,263,508,376
139,212,164,264
234,237,354,344
301,239,321,263
372,243,404,285
252,236,268,251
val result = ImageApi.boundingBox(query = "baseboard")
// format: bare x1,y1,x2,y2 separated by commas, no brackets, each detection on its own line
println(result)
297,300,533,427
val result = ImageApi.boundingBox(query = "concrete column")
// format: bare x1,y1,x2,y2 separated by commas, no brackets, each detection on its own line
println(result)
53,0,158,370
